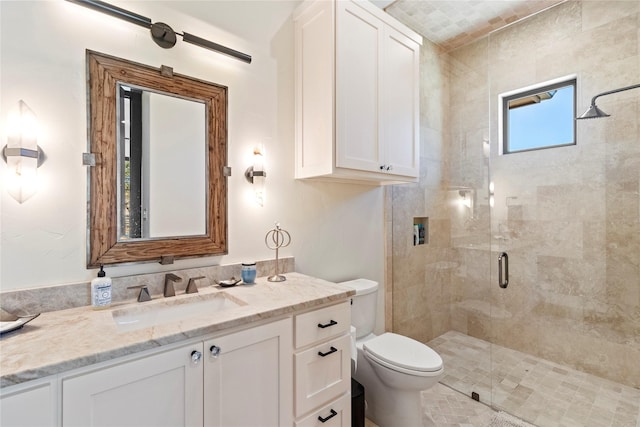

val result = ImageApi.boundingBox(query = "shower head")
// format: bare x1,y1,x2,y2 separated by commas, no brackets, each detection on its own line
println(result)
577,103,610,120
576,83,640,120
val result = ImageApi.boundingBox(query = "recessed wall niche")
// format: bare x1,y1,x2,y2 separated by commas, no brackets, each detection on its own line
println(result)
413,217,428,246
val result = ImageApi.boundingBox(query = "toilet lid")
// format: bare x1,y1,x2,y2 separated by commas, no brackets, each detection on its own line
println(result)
363,333,443,373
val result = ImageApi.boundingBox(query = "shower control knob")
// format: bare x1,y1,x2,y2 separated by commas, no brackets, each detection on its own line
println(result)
209,345,221,358
386,165,393,171
191,350,203,364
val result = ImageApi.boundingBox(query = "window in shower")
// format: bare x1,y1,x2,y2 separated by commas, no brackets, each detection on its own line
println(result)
499,76,576,154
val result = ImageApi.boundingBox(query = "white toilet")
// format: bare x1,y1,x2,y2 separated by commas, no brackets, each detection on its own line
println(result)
341,279,444,427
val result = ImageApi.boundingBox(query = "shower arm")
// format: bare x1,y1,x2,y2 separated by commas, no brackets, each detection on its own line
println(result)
588,83,640,107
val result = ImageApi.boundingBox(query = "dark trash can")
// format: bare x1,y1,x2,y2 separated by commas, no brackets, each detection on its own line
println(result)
351,378,365,427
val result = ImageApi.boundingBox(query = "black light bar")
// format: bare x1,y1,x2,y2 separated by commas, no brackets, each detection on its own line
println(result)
66,0,252,64
182,32,252,64
66,0,151,29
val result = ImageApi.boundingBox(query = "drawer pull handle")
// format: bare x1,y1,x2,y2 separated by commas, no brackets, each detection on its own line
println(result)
318,346,338,357
318,409,337,423
317,320,337,329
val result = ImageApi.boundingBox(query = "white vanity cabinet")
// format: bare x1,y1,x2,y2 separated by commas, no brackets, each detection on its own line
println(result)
0,376,58,427
62,341,204,426
61,318,293,427
0,274,354,427
293,301,351,426
203,318,292,427
294,0,422,184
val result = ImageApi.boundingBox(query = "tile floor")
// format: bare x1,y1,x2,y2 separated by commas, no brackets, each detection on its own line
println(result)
365,382,496,427
364,331,640,426
428,331,640,427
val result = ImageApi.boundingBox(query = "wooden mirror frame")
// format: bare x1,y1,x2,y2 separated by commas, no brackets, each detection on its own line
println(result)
86,50,228,267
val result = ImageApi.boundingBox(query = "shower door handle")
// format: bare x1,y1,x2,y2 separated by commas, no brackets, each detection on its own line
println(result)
498,252,509,289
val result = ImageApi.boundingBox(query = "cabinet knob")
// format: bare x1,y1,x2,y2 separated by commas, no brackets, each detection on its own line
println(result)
209,345,222,358
191,350,203,364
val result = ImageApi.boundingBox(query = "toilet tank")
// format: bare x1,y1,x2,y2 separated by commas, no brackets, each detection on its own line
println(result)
339,279,378,339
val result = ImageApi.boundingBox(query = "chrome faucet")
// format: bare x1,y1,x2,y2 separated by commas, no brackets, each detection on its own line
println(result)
164,273,182,297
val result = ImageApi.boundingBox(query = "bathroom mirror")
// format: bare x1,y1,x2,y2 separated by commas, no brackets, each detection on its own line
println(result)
87,50,228,267
117,83,207,241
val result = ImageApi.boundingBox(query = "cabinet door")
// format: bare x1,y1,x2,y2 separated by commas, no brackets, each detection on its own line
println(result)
380,24,420,177
203,318,292,427
62,343,203,427
294,0,335,179
335,0,384,173
0,377,58,427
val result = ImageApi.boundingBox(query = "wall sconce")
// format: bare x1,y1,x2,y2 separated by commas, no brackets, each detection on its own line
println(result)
458,188,475,218
2,100,46,203
245,147,266,207
489,181,495,208
458,190,473,208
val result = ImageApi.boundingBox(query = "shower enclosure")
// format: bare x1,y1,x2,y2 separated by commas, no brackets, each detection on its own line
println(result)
390,2,639,425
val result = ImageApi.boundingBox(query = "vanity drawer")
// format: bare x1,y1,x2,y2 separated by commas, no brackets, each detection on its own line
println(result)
294,333,351,417
295,392,350,427
295,301,350,349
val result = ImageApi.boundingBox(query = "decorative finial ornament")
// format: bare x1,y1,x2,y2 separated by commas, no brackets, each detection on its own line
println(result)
265,222,291,282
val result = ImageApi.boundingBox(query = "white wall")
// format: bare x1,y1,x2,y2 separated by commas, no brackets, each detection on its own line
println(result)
0,0,385,304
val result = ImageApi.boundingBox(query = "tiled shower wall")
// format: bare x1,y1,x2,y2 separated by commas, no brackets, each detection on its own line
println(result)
390,34,456,343
391,1,639,389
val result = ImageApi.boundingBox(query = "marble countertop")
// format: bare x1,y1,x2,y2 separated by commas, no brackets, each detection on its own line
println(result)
0,273,354,388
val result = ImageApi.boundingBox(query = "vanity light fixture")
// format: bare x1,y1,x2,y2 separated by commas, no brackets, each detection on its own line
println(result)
245,146,266,207
65,0,252,64
2,100,46,203
577,83,640,119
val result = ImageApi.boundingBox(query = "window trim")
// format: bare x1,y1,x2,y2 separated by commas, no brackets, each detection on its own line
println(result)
498,75,577,155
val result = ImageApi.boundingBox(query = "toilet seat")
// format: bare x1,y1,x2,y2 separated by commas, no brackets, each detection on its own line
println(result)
363,333,443,376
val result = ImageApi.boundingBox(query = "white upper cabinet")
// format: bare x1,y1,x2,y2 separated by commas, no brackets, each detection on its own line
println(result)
380,24,421,177
295,0,422,184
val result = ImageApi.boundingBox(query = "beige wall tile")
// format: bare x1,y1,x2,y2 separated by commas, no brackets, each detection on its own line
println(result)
390,0,639,390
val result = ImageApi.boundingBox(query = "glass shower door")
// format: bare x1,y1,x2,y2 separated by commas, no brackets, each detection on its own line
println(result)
487,2,640,424
433,35,495,406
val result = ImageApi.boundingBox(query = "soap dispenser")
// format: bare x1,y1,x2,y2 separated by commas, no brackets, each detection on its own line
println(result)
91,266,112,309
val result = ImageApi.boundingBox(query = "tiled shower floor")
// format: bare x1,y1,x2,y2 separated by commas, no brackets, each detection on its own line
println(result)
428,331,640,427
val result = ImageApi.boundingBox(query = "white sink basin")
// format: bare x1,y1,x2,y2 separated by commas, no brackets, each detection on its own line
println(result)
112,292,245,332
